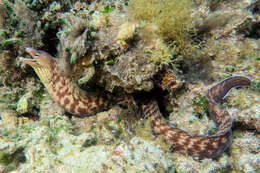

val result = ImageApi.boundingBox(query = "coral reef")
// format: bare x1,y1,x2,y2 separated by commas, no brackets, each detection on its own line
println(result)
230,131,260,172
0,0,259,172
103,50,156,92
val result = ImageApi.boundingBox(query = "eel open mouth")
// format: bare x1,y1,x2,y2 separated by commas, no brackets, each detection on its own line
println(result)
19,57,36,64
19,47,38,66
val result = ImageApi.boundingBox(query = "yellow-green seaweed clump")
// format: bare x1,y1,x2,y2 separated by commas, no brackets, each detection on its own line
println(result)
144,40,175,66
128,0,197,57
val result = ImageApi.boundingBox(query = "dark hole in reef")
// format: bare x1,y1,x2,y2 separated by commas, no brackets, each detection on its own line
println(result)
194,113,203,119
78,78,171,118
245,22,260,39
77,27,87,37
81,138,98,149
41,26,59,57
235,17,260,39
177,60,186,74
247,1,260,14
232,121,258,131
133,86,170,118
18,111,40,121
79,79,109,93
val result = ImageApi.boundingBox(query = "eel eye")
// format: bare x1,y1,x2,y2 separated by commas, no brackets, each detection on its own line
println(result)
34,53,39,57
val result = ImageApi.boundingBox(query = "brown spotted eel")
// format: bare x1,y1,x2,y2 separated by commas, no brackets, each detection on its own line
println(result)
20,47,113,116
20,47,251,159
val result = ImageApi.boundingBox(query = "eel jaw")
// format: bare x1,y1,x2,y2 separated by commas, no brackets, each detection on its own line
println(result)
19,57,37,67
19,47,39,67
19,47,54,84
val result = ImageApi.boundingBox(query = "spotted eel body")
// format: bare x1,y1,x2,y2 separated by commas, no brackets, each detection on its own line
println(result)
20,47,251,159
141,76,251,159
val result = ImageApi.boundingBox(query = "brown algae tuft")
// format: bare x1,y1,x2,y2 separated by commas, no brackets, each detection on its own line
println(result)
128,0,198,62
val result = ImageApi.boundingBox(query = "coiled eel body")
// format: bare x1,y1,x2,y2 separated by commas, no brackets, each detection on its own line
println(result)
20,47,251,159
141,76,251,159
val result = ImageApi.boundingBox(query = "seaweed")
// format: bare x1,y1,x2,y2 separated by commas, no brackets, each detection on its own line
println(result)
81,138,98,148
0,38,22,50
128,0,199,66
101,5,113,14
128,0,196,47
144,42,175,67
192,94,209,118
0,147,26,171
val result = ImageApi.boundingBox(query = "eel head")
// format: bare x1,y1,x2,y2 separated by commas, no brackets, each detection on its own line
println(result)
19,47,56,84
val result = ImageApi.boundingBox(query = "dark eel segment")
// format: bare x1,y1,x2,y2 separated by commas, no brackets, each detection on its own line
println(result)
21,48,251,158
141,76,251,159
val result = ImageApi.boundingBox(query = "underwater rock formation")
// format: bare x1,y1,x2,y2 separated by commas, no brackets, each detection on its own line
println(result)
0,0,259,172
103,50,156,92
21,46,253,160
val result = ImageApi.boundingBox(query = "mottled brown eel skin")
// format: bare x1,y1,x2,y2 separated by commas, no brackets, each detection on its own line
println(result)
20,47,114,116
20,47,251,159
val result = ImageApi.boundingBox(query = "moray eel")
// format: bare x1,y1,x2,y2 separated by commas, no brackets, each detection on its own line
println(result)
19,47,113,116
141,76,251,159
20,47,251,159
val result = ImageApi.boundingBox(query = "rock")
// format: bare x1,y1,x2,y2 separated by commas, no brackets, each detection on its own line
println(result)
103,50,156,93
0,111,18,128
16,92,32,114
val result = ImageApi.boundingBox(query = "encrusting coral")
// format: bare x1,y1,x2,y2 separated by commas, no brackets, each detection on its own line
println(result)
103,50,156,92
0,0,259,172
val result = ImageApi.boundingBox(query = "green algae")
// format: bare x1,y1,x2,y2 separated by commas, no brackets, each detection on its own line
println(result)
144,42,175,67
0,38,22,49
225,65,235,73
104,59,115,65
16,92,32,114
50,18,68,29
0,147,26,172
192,94,209,118
0,30,7,39
78,66,95,84
70,52,78,64
101,5,112,14
81,138,98,148
25,0,45,11
251,79,260,91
